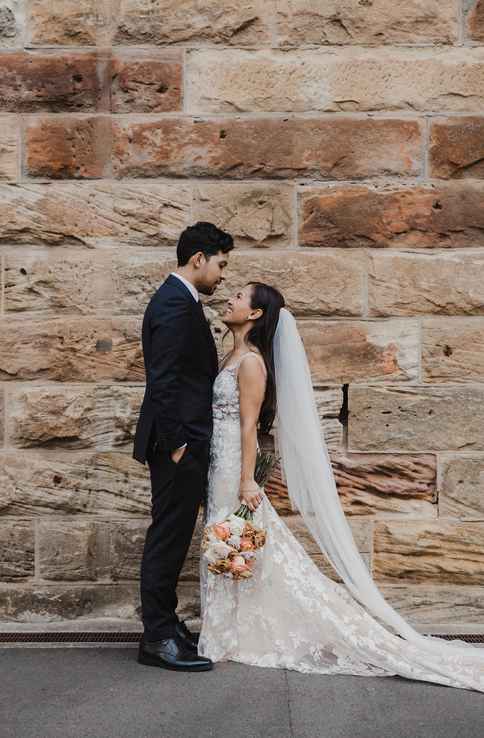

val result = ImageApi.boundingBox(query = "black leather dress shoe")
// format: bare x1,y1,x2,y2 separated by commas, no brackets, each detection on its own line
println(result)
175,620,200,650
138,635,212,671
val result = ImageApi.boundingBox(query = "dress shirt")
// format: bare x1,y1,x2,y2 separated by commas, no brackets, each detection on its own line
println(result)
169,272,199,451
170,272,199,303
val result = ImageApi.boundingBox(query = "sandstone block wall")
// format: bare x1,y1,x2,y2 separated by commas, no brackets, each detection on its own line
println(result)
1,0,484,632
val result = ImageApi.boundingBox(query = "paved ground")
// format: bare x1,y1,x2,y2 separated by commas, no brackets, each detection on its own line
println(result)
2,646,483,738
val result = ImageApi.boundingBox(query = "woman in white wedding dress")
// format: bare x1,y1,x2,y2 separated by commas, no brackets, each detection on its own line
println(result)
198,282,484,693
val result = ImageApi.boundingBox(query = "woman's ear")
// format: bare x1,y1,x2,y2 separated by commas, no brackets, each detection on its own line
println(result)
249,308,264,321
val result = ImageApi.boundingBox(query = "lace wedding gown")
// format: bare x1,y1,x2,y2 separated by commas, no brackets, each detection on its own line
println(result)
198,352,484,693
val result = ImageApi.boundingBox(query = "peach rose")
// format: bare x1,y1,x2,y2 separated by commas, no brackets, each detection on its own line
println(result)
230,555,249,574
239,538,255,551
213,523,231,541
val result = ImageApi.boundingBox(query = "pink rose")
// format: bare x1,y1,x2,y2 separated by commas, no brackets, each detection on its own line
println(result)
230,555,249,574
240,538,255,551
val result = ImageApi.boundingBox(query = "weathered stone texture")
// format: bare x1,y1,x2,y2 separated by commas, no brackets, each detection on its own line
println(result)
8,385,143,449
378,585,484,626
192,183,293,249
0,1,22,47
348,385,484,452
0,451,150,516
0,522,35,580
25,116,112,179
298,319,418,384
113,0,271,46
275,0,458,46
373,520,484,585
368,253,484,316
467,0,484,42
38,520,100,581
422,318,484,383
266,452,437,518
439,456,484,520
110,49,183,113
299,183,484,249
0,318,144,382
187,48,484,114
0,182,190,247
0,583,142,622
0,51,106,112
430,117,484,179
206,252,364,317
27,0,112,46
0,115,18,179
112,117,422,180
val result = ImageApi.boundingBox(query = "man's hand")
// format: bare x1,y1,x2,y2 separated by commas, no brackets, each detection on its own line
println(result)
170,445,187,464
239,480,263,512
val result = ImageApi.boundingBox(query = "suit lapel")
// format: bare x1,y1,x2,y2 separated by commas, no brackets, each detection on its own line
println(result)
196,301,219,377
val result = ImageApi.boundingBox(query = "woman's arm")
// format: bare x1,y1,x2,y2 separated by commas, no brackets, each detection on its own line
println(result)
238,354,267,511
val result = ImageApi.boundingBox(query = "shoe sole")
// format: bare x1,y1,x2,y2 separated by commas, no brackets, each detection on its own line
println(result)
137,651,213,671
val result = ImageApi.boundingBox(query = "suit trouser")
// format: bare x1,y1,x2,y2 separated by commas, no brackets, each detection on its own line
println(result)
140,438,210,640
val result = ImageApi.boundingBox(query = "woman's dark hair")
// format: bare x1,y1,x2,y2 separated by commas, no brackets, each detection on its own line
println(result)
246,282,286,434
177,221,234,266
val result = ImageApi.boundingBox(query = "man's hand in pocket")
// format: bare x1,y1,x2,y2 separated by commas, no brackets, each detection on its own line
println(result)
170,444,187,464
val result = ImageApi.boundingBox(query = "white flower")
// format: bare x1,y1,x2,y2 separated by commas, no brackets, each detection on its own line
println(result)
227,535,241,548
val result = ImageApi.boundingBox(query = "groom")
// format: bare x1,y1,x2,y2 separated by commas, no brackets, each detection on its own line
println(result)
133,221,234,671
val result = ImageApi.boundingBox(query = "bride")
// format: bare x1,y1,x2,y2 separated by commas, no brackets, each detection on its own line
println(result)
198,281,484,694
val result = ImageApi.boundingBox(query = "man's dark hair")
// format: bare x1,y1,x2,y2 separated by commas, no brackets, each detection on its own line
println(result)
176,221,234,266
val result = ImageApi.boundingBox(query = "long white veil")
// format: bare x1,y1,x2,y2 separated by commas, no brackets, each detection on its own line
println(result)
273,307,484,662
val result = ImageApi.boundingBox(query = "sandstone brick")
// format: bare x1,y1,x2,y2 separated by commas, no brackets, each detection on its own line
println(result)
0,1,22,47
4,252,113,315
368,252,484,316
110,253,175,315
112,117,422,180
297,319,418,384
275,0,458,46
378,584,484,627
8,385,144,449
0,51,106,112
439,456,484,520
113,0,270,46
110,49,182,113
467,0,484,42
0,521,35,580
333,452,436,517
0,583,141,622
109,520,147,581
209,251,364,317
25,116,112,179
26,0,111,46
0,317,144,381
373,520,484,585
265,453,436,518
0,182,190,247
192,183,293,248
429,117,484,179
422,318,484,383
348,385,484,452
0,114,18,179
188,48,484,114
299,182,484,249
0,451,150,516
38,520,101,581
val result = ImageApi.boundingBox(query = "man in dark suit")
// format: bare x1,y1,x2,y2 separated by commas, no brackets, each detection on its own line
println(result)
133,222,234,672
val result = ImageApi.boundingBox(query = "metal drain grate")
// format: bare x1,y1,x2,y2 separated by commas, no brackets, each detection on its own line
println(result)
0,632,142,643
0,632,483,644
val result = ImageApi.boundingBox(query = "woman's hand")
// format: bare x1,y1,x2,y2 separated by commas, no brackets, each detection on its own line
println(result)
239,480,263,512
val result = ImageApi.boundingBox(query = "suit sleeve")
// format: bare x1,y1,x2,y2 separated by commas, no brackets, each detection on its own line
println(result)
148,297,192,453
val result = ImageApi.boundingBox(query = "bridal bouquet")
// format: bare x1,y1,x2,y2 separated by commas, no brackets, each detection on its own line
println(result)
201,450,276,580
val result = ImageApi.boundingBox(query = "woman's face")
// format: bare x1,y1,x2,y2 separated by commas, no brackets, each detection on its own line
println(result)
222,285,255,326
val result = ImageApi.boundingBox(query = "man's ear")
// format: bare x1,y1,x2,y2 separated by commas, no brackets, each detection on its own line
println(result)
192,251,206,269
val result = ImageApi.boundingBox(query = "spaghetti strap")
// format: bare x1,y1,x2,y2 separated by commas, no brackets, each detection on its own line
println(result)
235,350,266,375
